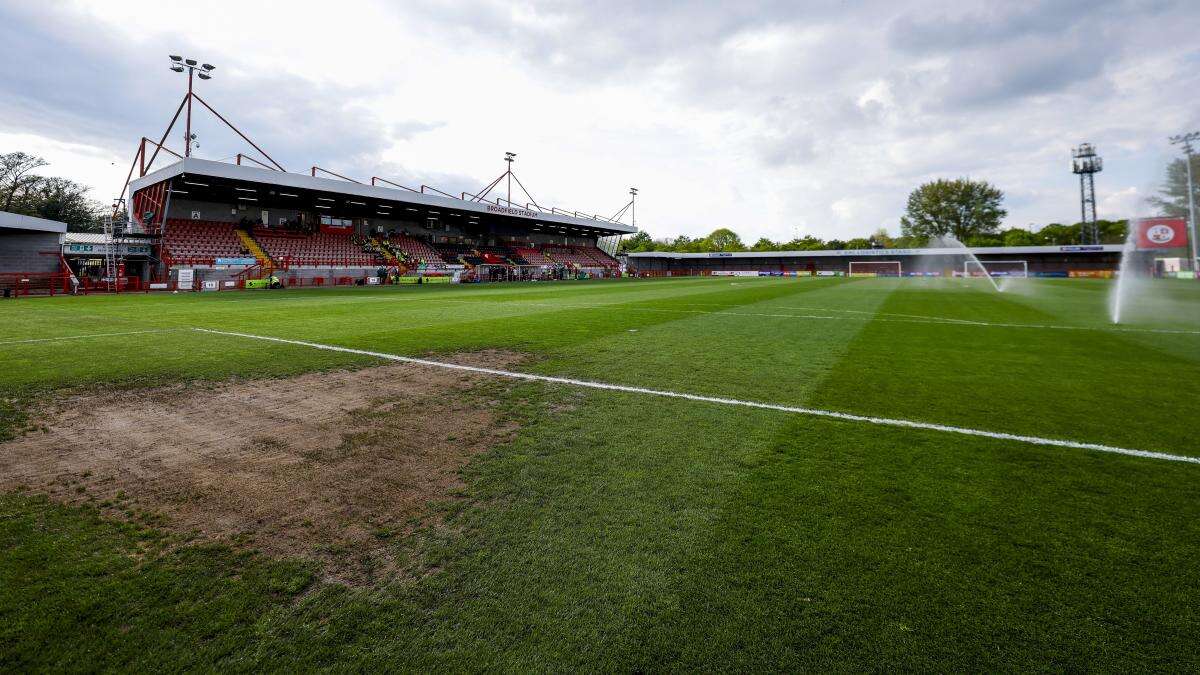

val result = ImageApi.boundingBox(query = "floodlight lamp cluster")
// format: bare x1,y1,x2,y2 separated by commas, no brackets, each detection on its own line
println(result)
1071,143,1102,174
1170,132,1200,153
169,55,215,79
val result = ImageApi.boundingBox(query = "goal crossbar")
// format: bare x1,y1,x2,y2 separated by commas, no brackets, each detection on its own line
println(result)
848,261,902,277
963,259,1028,278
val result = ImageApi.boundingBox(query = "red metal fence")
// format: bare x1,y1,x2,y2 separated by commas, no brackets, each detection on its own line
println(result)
0,273,73,297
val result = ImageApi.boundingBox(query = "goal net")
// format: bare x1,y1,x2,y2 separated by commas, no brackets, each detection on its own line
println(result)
962,260,1028,278
848,261,902,277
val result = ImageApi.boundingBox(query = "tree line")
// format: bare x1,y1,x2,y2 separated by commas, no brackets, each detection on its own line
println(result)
1,152,106,231
621,155,1198,254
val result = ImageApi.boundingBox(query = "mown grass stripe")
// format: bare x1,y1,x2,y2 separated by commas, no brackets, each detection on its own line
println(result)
193,327,1199,465
0,329,179,346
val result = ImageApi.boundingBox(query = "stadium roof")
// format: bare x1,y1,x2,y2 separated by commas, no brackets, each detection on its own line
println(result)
626,244,1123,259
0,211,67,234
128,158,637,237
64,232,149,245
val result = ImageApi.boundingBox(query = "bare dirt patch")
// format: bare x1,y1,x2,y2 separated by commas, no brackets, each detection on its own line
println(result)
0,352,526,585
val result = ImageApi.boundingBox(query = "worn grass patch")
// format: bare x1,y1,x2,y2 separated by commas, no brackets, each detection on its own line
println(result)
0,355,526,584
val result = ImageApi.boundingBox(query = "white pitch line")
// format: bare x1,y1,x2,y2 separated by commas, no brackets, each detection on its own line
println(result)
193,327,1199,465
0,329,178,346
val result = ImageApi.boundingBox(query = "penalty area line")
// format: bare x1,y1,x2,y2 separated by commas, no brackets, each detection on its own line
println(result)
192,327,1199,466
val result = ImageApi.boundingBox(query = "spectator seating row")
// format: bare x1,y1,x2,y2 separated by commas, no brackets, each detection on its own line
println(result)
162,219,249,265
253,228,377,267
160,221,620,273
583,246,619,267
475,245,517,265
542,245,615,269
510,246,550,265
432,242,478,265
386,234,448,269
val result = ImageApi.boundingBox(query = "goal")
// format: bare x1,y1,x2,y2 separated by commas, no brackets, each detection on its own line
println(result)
963,259,1028,278
848,261,902,277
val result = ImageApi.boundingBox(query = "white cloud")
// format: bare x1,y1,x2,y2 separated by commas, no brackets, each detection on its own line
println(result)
1099,186,1142,220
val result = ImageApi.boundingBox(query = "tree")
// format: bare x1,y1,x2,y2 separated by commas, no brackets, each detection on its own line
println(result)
619,231,654,253
667,235,696,252
26,177,104,231
0,151,105,230
1001,227,1039,247
1036,222,1078,245
1097,219,1128,245
750,237,779,251
843,237,873,250
785,235,826,250
703,228,745,252
1029,220,1126,246
963,233,1002,247
869,228,894,249
899,178,1006,243
1147,155,1200,218
0,151,48,212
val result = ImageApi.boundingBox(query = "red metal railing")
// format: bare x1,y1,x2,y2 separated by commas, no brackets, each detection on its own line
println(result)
0,273,73,297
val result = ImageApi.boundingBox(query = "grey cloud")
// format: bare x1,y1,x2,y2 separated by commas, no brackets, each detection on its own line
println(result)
888,0,1179,55
0,4,443,178
758,131,817,167
402,0,862,81
905,36,1111,110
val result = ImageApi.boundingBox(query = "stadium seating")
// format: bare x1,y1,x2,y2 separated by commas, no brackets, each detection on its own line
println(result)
434,243,480,266
510,246,549,265
162,219,249,266
364,236,398,265
543,245,614,269
387,234,448,270
474,245,517,265
252,228,377,267
582,246,619,267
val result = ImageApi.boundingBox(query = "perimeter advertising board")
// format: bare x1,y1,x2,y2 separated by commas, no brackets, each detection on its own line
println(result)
1136,217,1188,250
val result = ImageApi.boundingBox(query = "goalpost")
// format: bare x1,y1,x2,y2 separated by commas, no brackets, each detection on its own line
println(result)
963,260,1028,278
848,261,902,277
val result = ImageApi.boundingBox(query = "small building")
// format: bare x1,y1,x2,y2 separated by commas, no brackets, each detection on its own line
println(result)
0,211,67,275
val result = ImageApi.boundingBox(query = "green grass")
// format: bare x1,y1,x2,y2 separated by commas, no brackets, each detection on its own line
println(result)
1,276,1199,670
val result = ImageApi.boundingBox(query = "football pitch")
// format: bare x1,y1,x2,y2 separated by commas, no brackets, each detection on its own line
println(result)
2,276,1198,670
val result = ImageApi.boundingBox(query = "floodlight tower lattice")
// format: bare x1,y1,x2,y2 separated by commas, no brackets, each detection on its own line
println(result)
1071,143,1103,245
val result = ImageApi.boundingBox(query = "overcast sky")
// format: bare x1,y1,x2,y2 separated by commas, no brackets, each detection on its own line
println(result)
1,0,1197,241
